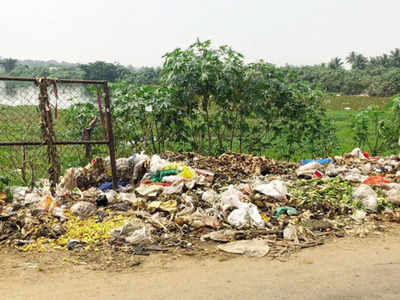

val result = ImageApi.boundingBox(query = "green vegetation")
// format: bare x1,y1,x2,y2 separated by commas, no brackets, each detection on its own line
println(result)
1,42,400,186
283,48,400,97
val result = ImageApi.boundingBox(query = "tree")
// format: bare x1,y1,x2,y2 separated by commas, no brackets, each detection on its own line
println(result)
328,57,343,70
390,48,400,67
0,58,18,73
346,51,357,66
346,51,368,69
161,40,231,153
79,61,128,82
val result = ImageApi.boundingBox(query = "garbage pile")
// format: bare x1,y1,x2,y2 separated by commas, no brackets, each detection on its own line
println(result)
1,149,400,259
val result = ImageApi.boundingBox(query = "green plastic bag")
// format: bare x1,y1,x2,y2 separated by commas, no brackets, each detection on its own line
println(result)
150,169,179,183
274,206,297,217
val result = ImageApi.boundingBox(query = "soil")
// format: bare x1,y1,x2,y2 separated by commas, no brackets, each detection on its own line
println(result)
1,228,400,300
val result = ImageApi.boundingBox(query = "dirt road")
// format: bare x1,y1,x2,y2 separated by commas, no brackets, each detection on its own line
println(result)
1,233,400,300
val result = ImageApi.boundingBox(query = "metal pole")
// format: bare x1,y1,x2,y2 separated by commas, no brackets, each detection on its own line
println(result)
103,82,118,190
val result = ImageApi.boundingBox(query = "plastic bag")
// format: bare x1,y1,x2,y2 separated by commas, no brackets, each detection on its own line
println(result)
70,201,96,218
363,175,390,185
295,162,323,178
10,186,28,203
125,226,152,245
352,184,377,212
274,206,297,217
135,184,163,197
300,158,332,166
163,182,185,194
227,203,264,228
217,239,270,257
283,224,298,241
150,170,179,183
227,208,248,227
254,180,288,201
162,162,181,171
179,166,195,179
220,185,245,212
162,175,184,183
150,155,167,173
349,148,368,160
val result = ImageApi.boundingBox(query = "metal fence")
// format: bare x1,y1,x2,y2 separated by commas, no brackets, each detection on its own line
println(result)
0,77,117,193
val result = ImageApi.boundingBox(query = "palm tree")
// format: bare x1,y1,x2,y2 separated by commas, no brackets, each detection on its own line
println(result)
328,57,344,70
390,48,400,67
346,52,367,69
379,54,391,68
346,51,357,66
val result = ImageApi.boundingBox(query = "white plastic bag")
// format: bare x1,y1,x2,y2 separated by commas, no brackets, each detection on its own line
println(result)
150,155,167,173
125,226,152,245
254,180,288,201
220,185,245,212
352,184,377,212
227,203,264,228
295,162,323,178
350,148,367,159
227,208,249,227
70,201,96,218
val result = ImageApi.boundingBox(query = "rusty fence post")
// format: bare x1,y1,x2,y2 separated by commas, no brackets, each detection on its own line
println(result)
103,82,118,190
37,78,60,195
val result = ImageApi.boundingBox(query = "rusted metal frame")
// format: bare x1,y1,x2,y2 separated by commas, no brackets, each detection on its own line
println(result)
37,78,60,195
83,117,99,160
0,77,36,82
103,82,118,190
0,141,109,146
0,76,106,85
0,77,118,190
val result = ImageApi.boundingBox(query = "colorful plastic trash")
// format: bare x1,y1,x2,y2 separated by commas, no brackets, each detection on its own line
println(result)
362,152,370,159
274,206,298,217
150,169,179,182
363,176,389,185
314,170,323,178
179,166,195,179
300,158,332,166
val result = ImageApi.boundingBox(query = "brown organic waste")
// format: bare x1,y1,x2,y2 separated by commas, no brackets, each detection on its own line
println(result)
1,149,400,268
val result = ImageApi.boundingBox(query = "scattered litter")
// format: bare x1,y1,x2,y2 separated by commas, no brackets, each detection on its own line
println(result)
1,150,399,263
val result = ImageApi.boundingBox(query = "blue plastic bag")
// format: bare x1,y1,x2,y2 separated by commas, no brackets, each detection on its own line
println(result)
300,158,332,166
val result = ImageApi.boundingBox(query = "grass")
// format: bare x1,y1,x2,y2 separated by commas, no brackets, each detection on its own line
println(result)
323,95,391,110
327,110,358,155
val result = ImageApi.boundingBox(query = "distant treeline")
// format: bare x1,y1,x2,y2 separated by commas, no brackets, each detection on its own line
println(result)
283,49,400,97
1,48,400,96
0,58,161,86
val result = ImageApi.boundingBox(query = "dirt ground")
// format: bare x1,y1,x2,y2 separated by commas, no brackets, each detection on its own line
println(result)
1,230,400,300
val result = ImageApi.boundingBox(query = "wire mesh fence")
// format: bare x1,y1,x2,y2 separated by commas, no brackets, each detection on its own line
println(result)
0,77,117,190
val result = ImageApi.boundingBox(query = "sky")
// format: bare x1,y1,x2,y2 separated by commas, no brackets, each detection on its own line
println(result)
1,0,399,67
